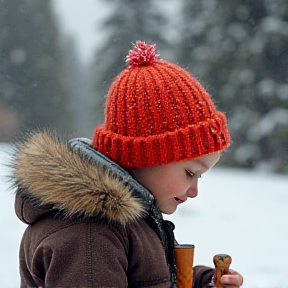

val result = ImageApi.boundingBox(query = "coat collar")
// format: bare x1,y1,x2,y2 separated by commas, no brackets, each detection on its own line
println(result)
12,131,160,225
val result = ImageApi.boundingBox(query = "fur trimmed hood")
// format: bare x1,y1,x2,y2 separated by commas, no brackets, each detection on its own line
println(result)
11,131,157,226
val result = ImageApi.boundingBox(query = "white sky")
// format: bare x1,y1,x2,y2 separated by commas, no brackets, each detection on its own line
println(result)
51,0,110,64
51,0,180,64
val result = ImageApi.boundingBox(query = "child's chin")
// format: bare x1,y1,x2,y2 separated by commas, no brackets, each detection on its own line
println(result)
161,206,178,215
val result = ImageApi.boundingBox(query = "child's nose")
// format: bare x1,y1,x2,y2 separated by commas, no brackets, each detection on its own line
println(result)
186,180,198,198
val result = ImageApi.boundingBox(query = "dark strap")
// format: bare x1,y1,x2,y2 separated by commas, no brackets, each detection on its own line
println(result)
163,220,177,287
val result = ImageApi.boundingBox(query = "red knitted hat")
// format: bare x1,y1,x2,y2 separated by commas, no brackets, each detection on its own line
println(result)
92,41,230,168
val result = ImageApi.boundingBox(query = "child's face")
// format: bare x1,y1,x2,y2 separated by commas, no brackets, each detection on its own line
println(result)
130,152,220,214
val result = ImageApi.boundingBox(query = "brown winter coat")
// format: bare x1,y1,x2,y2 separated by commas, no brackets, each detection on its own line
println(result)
11,131,214,288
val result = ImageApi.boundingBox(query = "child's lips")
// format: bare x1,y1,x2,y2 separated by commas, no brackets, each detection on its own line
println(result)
174,197,185,204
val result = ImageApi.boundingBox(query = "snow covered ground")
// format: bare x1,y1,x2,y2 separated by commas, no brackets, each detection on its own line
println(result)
0,143,287,288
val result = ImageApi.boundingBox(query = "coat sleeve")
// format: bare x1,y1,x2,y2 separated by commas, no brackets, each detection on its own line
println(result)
193,265,214,288
26,221,129,287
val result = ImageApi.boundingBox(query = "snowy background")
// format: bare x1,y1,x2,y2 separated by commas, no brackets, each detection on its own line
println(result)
1,144,288,288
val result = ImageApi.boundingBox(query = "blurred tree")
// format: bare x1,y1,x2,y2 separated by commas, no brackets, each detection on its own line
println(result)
60,35,95,138
0,0,73,139
91,0,170,124
176,0,288,173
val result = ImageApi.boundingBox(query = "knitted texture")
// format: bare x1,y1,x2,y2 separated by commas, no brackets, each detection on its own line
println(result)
92,41,230,168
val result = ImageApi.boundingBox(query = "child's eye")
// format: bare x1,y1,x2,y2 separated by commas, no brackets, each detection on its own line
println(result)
185,169,195,178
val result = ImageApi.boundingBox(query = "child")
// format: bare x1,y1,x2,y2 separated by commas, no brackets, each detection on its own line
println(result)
11,41,243,287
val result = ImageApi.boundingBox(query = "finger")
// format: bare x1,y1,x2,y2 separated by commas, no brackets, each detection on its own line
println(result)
229,269,241,276
221,274,243,286
211,283,240,288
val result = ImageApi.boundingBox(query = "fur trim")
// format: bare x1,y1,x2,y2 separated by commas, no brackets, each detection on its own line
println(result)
13,131,145,225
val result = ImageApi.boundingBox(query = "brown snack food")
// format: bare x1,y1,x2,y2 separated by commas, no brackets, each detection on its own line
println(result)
213,254,232,288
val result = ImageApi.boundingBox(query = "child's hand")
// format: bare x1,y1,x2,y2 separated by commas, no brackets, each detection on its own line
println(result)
210,269,243,287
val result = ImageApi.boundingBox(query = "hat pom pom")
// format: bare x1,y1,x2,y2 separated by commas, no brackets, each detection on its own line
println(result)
126,41,160,67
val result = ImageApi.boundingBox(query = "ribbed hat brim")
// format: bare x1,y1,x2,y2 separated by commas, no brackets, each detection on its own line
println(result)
93,111,230,168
